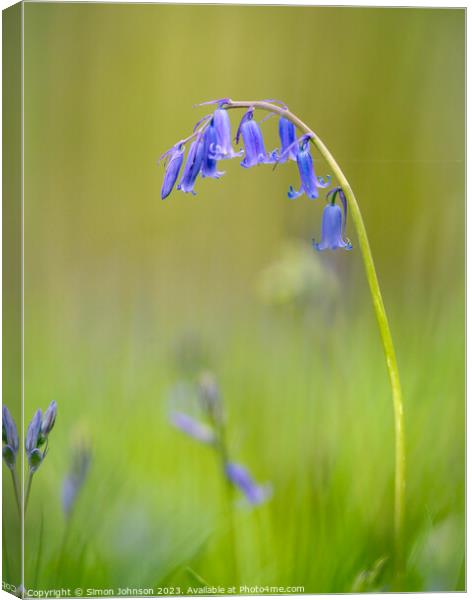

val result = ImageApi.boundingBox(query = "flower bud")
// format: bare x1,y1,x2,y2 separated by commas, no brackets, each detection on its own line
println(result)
2,406,19,453
41,400,57,438
25,409,42,454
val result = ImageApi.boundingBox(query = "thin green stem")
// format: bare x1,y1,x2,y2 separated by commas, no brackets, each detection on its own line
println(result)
25,471,34,514
214,420,240,586
56,516,72,577
10,469,21,516
33,510,44,589
223,99,406,575
2,525,11,583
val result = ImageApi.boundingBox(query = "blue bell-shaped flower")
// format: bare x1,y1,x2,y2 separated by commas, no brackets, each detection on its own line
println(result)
278,117,297,162
236,109,277,169
314,188,352,251
288,135,330,200
178,135,205,195
201,122,225,179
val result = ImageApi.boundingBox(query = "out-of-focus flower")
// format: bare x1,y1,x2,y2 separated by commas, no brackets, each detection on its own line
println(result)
168,372,223,444
257,240,339,310
314,187,352,251
225,462,271,506
287,135,330,200
168,372,272,508
170,411,215,444
2,406,19,470
62,439,92,518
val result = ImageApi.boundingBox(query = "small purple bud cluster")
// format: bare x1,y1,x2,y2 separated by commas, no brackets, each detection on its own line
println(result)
3,401,58,474
169,372,270,506
2,406,19,470
25,400,58,473
159,99,352,252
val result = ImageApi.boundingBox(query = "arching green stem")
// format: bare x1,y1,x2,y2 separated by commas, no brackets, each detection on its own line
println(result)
223,99,406,575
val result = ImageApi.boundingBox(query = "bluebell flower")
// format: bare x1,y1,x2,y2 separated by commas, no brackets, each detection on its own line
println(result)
161,143,185,200
211,108,242,160
178,135,205,195
170,411,215,444
236,109,277,169
225,462,271,506
2,406,19,470
313,188,352,251
278,117,297,162
201,122,225,180
287,135,330,200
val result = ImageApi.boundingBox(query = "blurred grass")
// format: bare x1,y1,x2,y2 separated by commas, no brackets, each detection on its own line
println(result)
3,3,465,595
18,290,464,592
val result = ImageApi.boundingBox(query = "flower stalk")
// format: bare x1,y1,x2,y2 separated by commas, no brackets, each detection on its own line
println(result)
10,469,21,515
226,99,405,574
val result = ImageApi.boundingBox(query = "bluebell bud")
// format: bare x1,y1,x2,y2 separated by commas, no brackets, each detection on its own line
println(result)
2,406,19,469
40,400,57,439
25,409,42,455
161,143,185,200
25,402,58,474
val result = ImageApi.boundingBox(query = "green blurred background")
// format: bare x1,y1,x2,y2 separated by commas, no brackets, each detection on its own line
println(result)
6,3,466,594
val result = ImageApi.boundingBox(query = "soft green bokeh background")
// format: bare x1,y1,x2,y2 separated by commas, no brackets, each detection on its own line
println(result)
4,3,465,594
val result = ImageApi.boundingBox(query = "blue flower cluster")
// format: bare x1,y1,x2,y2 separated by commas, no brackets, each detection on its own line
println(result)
159,101,352,252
